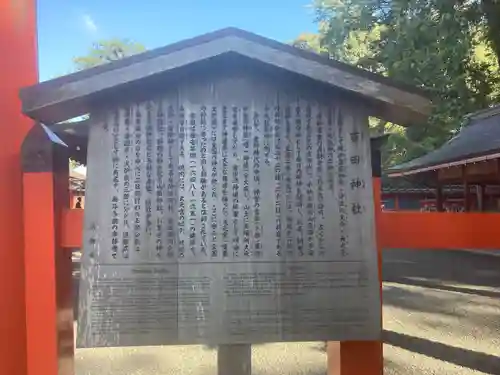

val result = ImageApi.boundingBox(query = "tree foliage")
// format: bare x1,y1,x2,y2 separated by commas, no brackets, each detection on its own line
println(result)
73,38,146,70
69,38,146,168
291,32,327,53
295,0,500,167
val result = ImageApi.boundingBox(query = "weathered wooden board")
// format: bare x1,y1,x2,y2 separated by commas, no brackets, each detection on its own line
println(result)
77,73,381,347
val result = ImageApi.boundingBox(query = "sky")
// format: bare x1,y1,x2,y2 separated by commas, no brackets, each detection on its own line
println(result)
37,0,318,82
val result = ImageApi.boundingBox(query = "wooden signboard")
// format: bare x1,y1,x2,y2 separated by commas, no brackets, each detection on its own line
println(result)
77,74,381,348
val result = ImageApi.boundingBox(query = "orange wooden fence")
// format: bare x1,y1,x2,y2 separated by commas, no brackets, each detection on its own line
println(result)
61,207,500,250
380,211,500,249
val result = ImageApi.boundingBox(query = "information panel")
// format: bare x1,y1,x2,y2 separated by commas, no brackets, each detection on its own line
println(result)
77,76,381,347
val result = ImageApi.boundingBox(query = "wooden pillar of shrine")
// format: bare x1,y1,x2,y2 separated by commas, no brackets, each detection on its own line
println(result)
464,180,471,212
436,184,444,212
22,125,74,375
0,2,38,374
477,184,486,212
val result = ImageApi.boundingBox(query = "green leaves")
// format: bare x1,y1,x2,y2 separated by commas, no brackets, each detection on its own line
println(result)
73,39,146,71
291,33,327,53
305,0,500,167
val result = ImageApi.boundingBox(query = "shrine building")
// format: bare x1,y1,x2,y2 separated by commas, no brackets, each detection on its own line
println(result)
387,105,500,212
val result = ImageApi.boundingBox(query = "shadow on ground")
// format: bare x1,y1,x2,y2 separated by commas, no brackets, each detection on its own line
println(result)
384,330,500,374
382,249,500,374
383,249,500,289
382,249,500,315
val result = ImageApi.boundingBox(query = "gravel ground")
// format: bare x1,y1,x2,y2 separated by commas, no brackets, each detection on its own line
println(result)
76,342,326,375
74,249,500,375
382,249,500,375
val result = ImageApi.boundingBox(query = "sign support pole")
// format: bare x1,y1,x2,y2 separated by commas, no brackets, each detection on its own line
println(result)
218,344,252,375
337,175,383,375
328,137,385,375
0,1,38,374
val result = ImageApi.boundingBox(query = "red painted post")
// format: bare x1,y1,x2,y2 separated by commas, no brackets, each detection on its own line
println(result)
0,1,37,374
337,177,384,375
22,126,74,375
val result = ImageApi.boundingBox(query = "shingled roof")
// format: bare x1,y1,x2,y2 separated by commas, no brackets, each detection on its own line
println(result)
20,27,430,126
388,105,500,177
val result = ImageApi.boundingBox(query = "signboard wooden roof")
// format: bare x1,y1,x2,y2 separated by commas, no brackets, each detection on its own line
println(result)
20,27,430,126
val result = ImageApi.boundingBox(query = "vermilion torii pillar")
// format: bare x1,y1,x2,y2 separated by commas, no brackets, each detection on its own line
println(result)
0,1,37,375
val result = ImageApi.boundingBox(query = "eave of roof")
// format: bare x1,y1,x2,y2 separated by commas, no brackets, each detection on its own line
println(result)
388,151,500,177
387,106,500,177
20,27,430,126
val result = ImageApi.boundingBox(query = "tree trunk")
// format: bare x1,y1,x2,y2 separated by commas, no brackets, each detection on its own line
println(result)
482,0,500,66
